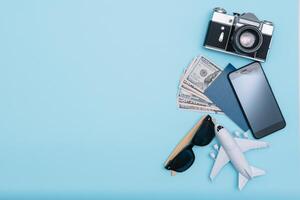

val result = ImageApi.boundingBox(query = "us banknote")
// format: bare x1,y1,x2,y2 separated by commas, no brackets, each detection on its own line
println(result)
177,55,223,114
181,55,221,93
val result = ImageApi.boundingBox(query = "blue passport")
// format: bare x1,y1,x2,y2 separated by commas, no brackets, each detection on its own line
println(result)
204,64,249,131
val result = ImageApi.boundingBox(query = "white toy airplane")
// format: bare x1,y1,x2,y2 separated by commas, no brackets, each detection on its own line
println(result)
209,125,269,190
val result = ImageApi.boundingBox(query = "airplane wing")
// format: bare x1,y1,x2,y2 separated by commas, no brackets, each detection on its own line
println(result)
234,138,269,153
210,146,230,180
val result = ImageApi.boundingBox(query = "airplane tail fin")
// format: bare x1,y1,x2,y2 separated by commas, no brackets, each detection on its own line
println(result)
238,166,265,190
238,173,249,190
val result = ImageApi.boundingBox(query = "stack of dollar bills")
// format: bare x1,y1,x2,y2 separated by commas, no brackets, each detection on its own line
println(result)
177,55,223,114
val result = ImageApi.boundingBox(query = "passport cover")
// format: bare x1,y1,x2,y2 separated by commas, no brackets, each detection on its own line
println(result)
204,64,249,131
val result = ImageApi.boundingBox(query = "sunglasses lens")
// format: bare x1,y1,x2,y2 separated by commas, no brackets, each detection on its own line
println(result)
192,115,215,146
165,148,195,172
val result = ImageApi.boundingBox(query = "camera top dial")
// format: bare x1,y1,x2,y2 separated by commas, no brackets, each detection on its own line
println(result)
262,20,273,25
213,7,227,14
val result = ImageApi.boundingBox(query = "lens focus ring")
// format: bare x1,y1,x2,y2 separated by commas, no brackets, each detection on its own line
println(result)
232,25,263,54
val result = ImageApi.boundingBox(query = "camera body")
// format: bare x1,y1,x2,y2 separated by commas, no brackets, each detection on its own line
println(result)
203,8,274,62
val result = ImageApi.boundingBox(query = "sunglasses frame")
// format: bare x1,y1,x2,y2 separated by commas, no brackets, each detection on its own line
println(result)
164,115,215,175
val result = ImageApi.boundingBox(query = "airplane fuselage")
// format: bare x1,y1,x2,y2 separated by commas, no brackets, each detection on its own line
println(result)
216,128,253,179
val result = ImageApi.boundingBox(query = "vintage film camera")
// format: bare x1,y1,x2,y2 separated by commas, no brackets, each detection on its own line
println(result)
203,8,274,62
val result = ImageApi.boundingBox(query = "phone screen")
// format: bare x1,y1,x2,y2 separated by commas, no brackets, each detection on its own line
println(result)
229,62,285,138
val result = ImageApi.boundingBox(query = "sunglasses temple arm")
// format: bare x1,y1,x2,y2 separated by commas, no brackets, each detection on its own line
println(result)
164,116,207,166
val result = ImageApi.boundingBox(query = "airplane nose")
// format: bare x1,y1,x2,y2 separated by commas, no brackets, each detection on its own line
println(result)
217,125,224,132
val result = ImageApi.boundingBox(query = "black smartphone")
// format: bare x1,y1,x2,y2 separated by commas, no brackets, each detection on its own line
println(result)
228,62,286,139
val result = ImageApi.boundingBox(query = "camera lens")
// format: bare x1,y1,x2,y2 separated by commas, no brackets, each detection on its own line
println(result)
239,31,256,48
232,25,263,54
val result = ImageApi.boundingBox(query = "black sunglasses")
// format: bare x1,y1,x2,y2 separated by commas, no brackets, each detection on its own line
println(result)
165,115,215,172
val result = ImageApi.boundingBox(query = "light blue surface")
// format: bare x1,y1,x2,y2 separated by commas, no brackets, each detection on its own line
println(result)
0,0,299,199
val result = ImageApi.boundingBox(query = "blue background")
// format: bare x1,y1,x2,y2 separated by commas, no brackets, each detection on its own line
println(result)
0,0,299,199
